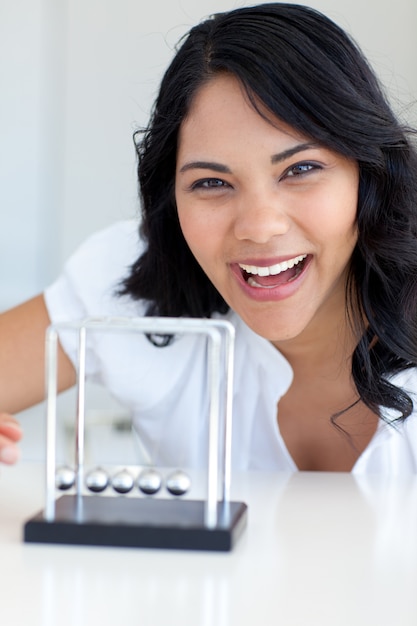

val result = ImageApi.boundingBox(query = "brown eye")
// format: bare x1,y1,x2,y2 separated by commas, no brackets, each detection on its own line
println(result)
192,178,229,189
284,162,321,178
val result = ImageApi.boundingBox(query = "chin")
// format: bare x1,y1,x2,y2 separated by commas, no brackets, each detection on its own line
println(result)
239,312,309,344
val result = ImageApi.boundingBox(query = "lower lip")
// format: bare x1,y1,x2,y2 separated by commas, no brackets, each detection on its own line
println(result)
230,256,312,302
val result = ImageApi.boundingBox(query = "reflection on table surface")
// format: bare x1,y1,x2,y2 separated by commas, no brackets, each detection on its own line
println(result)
1,463,417,626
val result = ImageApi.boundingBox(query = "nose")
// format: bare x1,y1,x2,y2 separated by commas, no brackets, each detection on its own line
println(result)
233,188,291,243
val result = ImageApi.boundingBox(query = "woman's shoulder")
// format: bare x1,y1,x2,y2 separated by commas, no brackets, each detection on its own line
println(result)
391,367,417,398
64,219,142,279
44,220,146,322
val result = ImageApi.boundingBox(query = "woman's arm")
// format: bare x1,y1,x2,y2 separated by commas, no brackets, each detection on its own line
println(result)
0,294,76,463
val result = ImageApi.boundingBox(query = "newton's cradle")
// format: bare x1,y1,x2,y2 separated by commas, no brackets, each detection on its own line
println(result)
24,317,247,551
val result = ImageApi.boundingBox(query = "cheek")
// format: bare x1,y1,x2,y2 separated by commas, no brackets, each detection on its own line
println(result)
334,199,358,247
176,191,226,256
176,193,193,239
322,212,358,275
177,205,199,249
176,202,213,268
309,185,358,245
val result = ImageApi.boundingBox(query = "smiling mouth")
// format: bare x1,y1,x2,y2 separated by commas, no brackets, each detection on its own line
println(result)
239,254,308,288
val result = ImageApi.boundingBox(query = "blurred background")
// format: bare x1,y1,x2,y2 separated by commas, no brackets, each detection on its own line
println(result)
1,0,417,311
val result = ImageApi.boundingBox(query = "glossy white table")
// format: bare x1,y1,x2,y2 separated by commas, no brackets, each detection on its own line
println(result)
1,463,417,626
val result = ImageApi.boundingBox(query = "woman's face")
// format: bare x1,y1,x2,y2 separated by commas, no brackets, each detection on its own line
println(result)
175,74,359,348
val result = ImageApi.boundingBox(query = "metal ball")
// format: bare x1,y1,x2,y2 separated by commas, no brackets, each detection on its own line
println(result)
55,466,75,491
85,468,109,493
166,470,191,496
111,469,134,494
137,468,162,495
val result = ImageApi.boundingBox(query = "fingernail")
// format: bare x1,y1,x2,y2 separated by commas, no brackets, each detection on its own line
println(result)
0,446,20,464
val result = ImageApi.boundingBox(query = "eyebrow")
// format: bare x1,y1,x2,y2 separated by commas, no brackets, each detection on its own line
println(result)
179,161,232,174
271,142,319,164
178,142,319,174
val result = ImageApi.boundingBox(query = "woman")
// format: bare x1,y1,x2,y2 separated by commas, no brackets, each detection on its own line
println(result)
1,3,417,472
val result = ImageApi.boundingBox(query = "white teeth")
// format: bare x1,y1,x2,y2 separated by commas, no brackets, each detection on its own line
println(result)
239,254,307,277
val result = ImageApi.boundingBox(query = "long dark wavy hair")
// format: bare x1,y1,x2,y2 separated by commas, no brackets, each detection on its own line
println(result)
121,3,417,422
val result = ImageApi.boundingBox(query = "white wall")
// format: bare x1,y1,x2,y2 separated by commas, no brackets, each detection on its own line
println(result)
1,0,416,310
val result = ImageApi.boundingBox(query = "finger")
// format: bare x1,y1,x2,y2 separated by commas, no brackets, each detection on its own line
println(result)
0,417,23,443
0,438,20,464
0,413,20,427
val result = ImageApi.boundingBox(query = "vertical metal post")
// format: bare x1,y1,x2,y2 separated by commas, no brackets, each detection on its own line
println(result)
45,328,58,521
221,324,235,505
205,328,221,529
75,326,87,497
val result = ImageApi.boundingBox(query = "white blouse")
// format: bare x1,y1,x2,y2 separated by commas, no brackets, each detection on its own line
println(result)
44,220,417,474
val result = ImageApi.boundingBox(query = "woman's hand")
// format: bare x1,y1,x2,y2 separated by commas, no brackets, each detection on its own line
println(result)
0,414,22,464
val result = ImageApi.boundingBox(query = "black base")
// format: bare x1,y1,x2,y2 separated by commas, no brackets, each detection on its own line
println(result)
24,495,247,552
